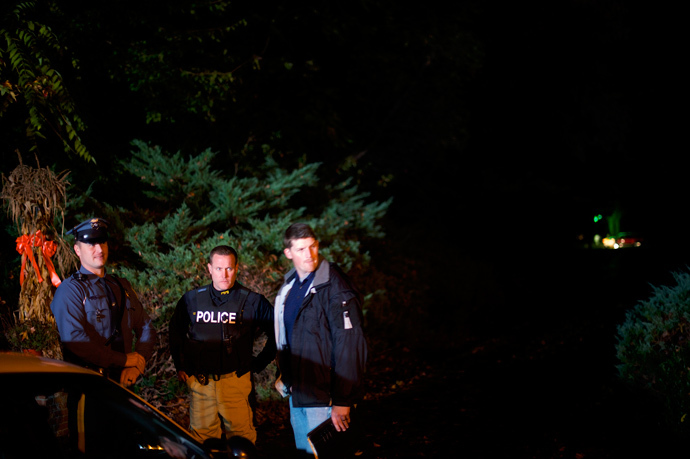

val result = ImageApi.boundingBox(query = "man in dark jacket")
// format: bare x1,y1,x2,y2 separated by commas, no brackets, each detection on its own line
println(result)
274,223,367,455
169,245,275,444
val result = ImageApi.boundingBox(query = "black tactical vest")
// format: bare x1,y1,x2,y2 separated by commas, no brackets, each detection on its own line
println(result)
183,285,249,374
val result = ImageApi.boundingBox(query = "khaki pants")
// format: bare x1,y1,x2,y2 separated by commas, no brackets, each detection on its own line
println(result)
187,371,256,443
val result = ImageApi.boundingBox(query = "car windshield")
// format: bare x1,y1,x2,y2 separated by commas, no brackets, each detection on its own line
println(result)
0,372,204,459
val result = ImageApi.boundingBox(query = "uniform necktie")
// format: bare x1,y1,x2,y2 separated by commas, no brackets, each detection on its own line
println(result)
99,277,116,308
99,277,125,352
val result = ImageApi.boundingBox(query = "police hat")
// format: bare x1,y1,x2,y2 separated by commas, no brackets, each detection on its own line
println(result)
66,218,109,244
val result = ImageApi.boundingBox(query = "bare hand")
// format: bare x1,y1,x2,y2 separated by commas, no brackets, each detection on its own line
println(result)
125,352,146,373
177,371,189,383
120,367,141,387
331,405,351,432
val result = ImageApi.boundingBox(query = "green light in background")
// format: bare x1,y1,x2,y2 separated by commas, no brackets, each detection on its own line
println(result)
594,214,603,223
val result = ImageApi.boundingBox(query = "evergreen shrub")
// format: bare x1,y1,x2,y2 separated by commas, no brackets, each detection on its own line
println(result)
109,140,391,418
616,268,690,435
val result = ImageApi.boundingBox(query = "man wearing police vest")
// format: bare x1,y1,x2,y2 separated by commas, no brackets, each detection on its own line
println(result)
169,245,276,445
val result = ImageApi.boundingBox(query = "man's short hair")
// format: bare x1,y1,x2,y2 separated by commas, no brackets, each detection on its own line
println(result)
283,223,317,249
208,245,239,264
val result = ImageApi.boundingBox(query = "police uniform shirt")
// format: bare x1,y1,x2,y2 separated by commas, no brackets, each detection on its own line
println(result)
51,267,126,367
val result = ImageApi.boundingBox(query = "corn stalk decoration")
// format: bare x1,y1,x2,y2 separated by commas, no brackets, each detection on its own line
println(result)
1,153,77,357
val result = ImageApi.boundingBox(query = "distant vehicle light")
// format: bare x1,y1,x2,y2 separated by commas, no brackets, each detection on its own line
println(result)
602,233,643,249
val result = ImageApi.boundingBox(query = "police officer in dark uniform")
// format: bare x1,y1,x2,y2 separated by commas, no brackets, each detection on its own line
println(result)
50,218,156,386
169,245,276,445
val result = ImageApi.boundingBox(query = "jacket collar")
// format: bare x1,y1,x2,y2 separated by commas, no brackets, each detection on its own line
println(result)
284,256,330,289
78,265,103,284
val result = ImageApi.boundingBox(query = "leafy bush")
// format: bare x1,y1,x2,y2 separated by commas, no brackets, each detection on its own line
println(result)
3,316,60,356
616,269,690,434
116,140,390,312
106,140,391,418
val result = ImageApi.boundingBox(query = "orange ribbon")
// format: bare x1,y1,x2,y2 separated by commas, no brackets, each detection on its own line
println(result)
15,230,62,287
16,234,41,285
41,237,61,288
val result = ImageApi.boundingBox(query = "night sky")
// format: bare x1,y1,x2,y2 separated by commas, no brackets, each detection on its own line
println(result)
439,2,675,243
411,1,685,249
387,0,690,340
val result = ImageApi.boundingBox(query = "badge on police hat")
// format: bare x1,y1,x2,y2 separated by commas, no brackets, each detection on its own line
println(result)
67,218,110,244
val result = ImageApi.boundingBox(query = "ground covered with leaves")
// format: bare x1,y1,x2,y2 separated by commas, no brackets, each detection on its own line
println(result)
248,322,681,459
227,327,681,458
155,247,690,458
150,317,683,458
255,293,686,456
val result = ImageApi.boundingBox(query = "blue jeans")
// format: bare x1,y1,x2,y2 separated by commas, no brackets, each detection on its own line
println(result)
289,397,331,453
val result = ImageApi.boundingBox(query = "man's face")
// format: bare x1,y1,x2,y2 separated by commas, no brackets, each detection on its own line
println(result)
208,254,238,291
74,241,108,275
284,237,319,279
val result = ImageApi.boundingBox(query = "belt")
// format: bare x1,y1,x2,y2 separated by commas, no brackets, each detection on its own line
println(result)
196,372,235,385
